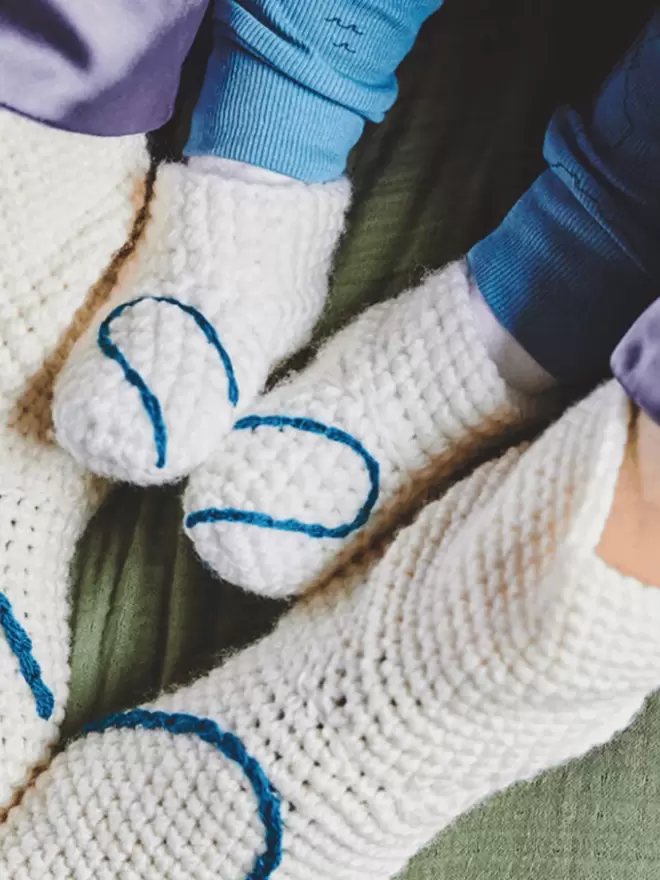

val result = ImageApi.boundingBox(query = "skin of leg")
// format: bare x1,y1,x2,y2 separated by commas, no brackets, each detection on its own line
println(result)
598,406,660,584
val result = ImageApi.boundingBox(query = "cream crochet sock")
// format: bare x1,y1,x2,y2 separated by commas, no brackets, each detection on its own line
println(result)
2,381,659,879
52,159,351,486
184,260,549,597
0,109,149,810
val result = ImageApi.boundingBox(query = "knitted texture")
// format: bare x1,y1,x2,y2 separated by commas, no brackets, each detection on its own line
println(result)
3,381,660,879
53,161,351,485
186,0,444,181
0,108,149,811
184,260,547,596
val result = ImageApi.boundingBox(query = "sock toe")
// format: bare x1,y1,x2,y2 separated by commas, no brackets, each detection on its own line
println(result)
54,295,241,484
185,261,548,596
185,407,380,594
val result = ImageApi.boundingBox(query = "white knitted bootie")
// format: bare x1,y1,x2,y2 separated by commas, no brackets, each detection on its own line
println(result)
53,160,351,486
184,260,549,596
3,382,660,880
0,109,149,810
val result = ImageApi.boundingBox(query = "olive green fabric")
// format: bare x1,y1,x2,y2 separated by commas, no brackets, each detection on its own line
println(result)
65,1,660,877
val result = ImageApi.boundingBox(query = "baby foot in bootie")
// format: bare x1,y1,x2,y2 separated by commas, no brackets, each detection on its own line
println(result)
53,158,351,485
184,260,554,597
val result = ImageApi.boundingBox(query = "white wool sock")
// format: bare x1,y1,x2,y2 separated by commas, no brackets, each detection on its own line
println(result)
0,108,149,810
184,260,550,597
53,158,351,486
3,381,660,880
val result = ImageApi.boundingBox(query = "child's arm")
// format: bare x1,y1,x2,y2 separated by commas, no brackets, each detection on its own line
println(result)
469,11,660,391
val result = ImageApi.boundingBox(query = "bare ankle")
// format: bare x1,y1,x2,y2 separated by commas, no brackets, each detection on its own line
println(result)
598,408,660,584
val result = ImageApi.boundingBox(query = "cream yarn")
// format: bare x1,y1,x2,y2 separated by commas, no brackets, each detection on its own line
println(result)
2,382,657,880
184,260,546,597
53,161,351,485
0,108,149,810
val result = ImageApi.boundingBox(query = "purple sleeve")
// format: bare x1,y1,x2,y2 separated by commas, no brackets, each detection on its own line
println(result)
0,0,208,136
612,300,660,423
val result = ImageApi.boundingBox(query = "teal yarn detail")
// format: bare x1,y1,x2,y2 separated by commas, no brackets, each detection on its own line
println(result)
0,591,54,720
98,296,239,469
84,708,283,879
186,414,380,538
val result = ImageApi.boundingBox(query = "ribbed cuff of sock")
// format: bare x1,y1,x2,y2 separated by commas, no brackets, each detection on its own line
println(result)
184,29,364,183
467,167,655,388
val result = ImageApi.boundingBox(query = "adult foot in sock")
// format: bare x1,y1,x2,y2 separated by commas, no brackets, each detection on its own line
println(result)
0,109,149,810
53,158,351,486
184,260,553,597
3,382,660,879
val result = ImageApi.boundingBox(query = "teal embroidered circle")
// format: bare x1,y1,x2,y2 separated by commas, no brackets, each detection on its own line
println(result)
84,709,283,879
185,415,380,538
0,590,53,720
98,297,239,469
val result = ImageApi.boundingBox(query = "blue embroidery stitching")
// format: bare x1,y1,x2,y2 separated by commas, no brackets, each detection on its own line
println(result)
185,415,380,539
98,296,239,469
325,16,364,35
0,591,54,720
84,709,283,880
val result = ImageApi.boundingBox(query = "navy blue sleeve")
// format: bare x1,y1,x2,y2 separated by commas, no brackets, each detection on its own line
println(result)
468,11,660,388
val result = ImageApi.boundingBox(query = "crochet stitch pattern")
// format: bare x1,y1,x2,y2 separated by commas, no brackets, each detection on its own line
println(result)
186,414,380,538
98,296,240,469
0,591,54,721
0,106,149,809
54,163,351,485
85,709,283,880
185,261,547,597
3,383,660,880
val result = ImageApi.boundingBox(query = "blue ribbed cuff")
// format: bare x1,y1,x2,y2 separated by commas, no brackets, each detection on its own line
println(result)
468,15,660,389
467,166,655,387
185,0,444,182
185,29,364,182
